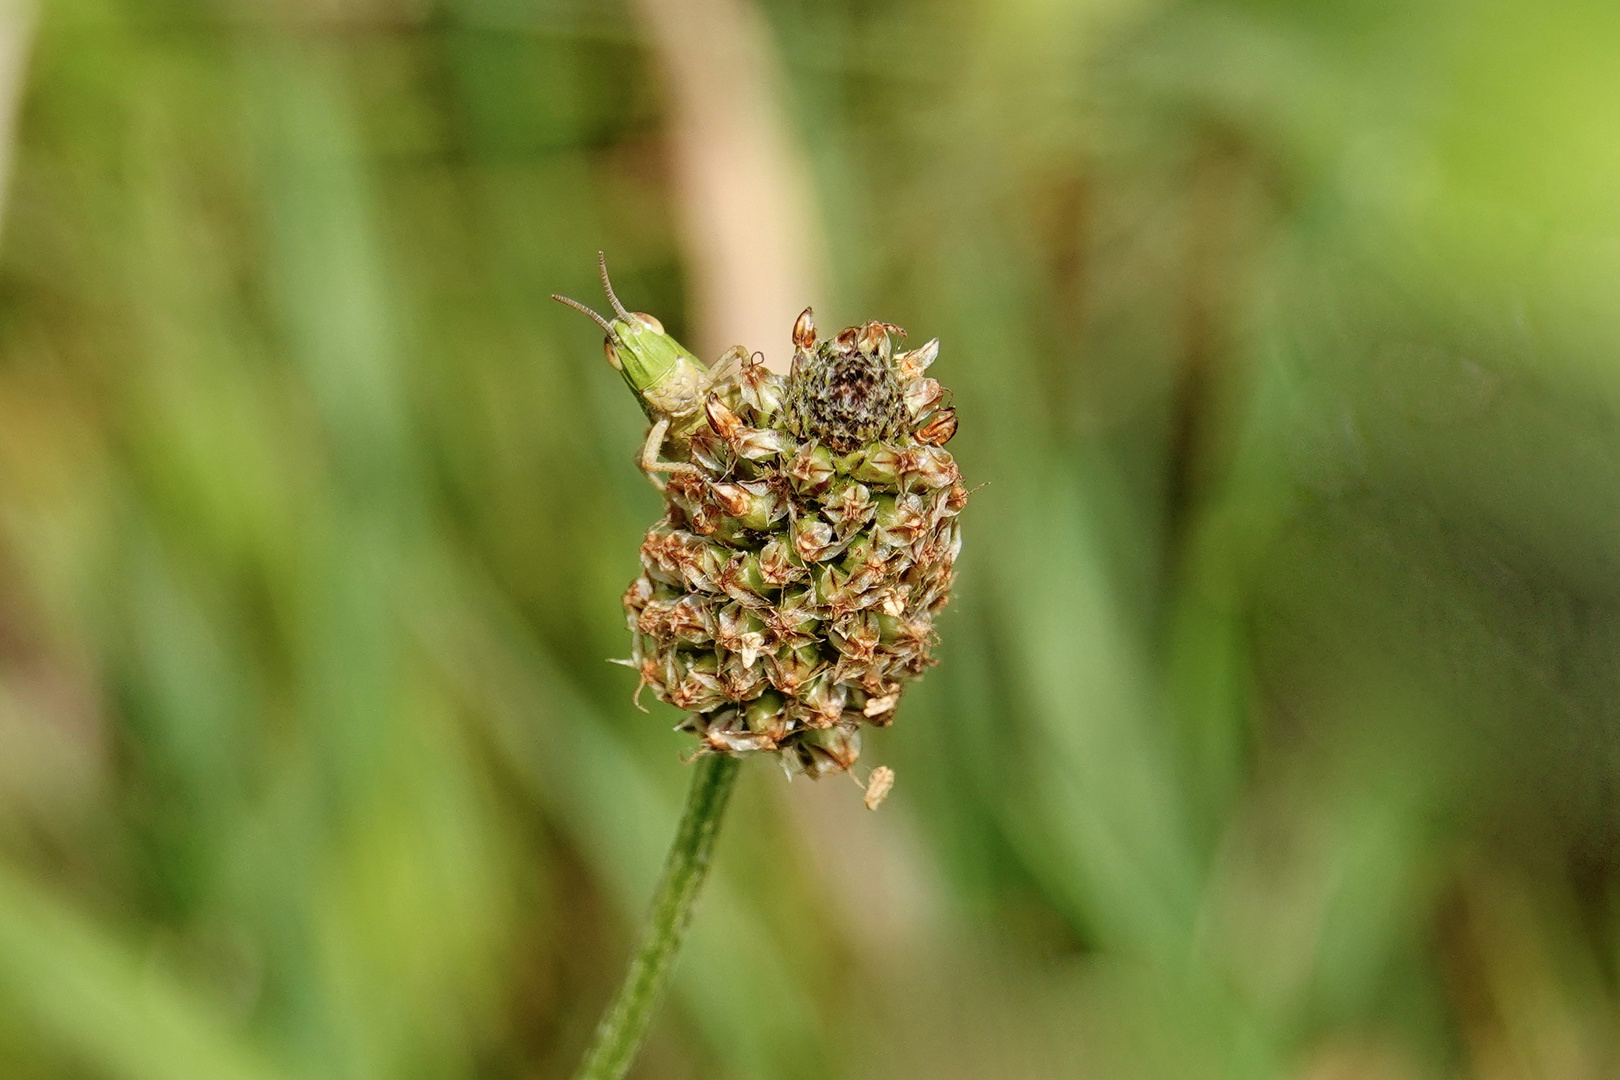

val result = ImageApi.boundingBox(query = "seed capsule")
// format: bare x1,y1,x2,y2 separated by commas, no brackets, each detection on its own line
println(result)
847,446,902,487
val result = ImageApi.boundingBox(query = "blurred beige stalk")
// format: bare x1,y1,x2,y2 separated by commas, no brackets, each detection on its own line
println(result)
0,2,93,828
0,0,31,244
631,0,825,373
632,0,936,958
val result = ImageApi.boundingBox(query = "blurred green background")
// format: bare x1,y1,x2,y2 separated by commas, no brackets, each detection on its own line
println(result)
4,0,1620,1077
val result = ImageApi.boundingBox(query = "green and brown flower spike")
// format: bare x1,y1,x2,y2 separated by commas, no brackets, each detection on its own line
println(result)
556,256,965,781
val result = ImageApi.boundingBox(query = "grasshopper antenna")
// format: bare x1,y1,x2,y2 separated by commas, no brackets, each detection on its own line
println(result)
552,293,618,339
597,251,635,323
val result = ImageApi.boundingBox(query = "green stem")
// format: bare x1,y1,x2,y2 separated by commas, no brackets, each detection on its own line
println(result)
573,753,742,1080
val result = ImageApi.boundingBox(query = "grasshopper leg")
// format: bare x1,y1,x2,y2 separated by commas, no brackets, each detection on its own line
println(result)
706,345,749,393
638,416,700,491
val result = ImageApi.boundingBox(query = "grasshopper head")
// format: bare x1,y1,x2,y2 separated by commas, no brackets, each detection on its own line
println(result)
553,254,709,417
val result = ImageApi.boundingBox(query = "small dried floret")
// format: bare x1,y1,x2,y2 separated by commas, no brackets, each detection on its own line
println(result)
904,377,945,418
792,516,844,563
758,538,805,586
916,408,958,447
786,443,836,493
863,766,895,811
894,338,938,379
822,481,877,537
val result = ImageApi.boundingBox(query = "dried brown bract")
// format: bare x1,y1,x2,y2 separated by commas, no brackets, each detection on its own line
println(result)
863,765,896,811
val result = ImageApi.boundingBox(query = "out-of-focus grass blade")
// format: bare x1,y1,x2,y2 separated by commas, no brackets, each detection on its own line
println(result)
414,557,828,1080
918,248,1203,964
0,863,287,1080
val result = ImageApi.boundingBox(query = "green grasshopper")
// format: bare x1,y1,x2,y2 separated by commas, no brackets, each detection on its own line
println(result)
553,253,743,488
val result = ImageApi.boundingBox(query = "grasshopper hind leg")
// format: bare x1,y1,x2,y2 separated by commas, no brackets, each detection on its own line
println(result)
635,347,749,491
638,416,700,491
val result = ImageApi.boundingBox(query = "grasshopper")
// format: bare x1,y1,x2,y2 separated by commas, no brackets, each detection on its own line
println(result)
553,254,743,489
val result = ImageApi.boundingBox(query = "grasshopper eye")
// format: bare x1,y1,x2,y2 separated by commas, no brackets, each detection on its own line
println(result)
633,313,665,334
604,337,624,371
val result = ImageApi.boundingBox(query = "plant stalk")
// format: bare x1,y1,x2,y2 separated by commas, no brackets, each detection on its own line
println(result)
573,753,742,1080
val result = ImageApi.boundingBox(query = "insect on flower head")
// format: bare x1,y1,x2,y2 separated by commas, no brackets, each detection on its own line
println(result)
552,252,712,420
563,256,967,789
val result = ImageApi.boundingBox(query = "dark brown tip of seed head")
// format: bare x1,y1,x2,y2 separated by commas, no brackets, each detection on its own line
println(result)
785,323,909,454
793,307,817,351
